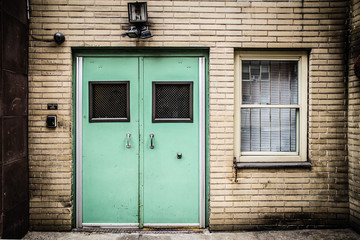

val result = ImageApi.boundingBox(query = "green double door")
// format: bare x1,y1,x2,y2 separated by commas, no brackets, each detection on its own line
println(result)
81,56,201,227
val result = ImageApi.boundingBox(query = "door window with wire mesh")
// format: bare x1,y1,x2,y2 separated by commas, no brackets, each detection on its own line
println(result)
235,52,308,162
152,82,193,123
89,81,130,122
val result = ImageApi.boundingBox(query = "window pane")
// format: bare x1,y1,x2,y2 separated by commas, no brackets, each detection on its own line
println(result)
290,108,297,151
242,61,250,81
280,62,291,105
242,80,251,104
241,58,300,153
241,108,250,151
250,108,260,151
270,61,280,105
92,83,128,118
241,108,297,152
260,61,270,104
280,108,290,151
250,61,260,104
290,63,298,104
89,81,130,122
152,82,193,123
243,60,298,106
251,61,260,81
260,108,270,151
261,61,270,81
270,108,280,151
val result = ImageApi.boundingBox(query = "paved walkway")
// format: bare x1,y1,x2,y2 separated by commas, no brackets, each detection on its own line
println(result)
23,228,360,240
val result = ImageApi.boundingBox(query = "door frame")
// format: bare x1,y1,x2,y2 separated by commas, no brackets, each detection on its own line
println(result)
74,52,207,228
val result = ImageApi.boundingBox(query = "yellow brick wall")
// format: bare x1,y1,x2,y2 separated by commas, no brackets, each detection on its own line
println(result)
349,0,360,232
29,0,349,230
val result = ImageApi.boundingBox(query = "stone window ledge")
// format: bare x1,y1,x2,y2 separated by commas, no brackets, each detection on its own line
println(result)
235,162,312,169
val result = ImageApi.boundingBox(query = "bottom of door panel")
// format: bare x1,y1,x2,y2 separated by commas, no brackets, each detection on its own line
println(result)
143,223,200,228
81,223,200,228
82,223,139,228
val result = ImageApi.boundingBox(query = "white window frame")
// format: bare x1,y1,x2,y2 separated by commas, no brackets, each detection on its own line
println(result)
234,51,308,163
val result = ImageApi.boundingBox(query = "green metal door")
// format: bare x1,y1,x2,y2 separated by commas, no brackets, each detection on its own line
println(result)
80,56,201,227
82,57,140,226
142,57,199,225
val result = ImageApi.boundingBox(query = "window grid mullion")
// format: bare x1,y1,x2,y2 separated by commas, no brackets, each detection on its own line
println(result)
249,62,252,105
269,62,272,152
250,108,252,151
278,67,281,152
288,68,291,151
260,108,262,151
259,62,262,151
249,62,252,151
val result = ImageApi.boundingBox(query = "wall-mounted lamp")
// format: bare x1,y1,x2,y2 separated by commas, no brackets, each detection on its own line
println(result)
125,2,153,39
54,32,65,44
30,32,66,45
128,1,148,24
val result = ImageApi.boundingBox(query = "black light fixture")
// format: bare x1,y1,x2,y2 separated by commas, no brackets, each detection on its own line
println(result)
139,28,152,39
128,2,148,24
125,2,153,39
126,27,140,38
54,32,65,44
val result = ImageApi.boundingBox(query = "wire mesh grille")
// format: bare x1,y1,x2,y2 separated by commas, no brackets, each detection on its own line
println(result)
154,83,192,121
91,82,129,120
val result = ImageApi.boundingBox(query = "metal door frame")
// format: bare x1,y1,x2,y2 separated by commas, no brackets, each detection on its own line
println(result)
75,55,206,228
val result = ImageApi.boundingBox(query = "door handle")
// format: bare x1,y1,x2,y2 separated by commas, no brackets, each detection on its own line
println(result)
149,133,154,149
126,132,131,148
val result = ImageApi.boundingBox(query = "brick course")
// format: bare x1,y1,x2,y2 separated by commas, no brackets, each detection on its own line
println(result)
29,0,350,230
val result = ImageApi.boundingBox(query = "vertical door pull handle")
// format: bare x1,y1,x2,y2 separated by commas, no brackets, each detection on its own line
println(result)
149,133,154,149
126,132,131,148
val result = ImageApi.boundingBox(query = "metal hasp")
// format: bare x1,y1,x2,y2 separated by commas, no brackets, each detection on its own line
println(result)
149,133,154,149
126,133,131,148
177,153,182,159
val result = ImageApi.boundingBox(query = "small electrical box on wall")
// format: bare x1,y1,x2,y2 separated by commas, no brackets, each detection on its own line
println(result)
47,103,58,110
46,115,57,128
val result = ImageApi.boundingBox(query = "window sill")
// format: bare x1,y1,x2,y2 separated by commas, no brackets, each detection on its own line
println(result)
235,162,312,169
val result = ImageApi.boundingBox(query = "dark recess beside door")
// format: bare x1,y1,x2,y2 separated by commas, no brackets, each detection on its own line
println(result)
0,0,29,238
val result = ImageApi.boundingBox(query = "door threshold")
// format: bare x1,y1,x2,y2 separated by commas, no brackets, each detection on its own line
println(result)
72,227,204,234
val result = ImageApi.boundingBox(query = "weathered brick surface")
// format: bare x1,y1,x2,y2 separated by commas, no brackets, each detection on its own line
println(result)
29,0,349,230
349,0,360,233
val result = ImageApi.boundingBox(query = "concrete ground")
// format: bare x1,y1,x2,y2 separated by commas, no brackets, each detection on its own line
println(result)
23,228,360,240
